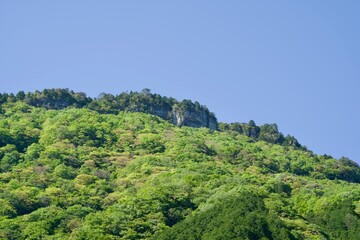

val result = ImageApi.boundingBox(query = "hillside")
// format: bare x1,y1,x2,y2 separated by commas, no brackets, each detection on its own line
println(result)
0,88,303,149
0,90,359,239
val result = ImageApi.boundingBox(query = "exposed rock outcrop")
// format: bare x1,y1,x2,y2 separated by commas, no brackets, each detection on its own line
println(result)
171,103,218,130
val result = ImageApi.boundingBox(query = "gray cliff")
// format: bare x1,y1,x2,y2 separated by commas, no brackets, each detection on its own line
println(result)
171,105,218,130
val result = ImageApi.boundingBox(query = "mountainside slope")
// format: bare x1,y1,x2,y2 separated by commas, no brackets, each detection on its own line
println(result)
0,88,304,149
0,88,217,130
0,93,359,239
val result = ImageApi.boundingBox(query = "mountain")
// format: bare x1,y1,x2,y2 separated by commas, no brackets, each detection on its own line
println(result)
0,89,359,239
0,88,302,149
0,88,217,130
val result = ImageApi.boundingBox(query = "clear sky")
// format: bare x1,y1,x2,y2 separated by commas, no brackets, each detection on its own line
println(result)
1,1,360,163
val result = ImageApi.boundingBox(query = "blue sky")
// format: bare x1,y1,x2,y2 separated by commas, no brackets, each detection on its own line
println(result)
1,1,360,163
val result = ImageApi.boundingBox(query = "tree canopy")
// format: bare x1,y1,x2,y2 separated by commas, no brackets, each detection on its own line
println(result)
0,89,359,239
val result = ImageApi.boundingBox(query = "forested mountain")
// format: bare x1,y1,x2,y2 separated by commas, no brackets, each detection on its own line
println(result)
0,88,217,130
0,89,359,239
0,88,302,148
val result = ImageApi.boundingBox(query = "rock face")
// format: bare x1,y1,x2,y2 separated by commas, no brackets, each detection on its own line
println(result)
171,107,218,130
150,107,173,120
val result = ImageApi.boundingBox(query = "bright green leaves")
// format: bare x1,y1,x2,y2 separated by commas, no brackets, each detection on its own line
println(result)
0,144,21,172
153,189,293,240
40,109,116,148
0,100,360,239
136,133,165,154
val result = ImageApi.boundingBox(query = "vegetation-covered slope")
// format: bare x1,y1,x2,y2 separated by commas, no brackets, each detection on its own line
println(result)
0,88,217,130
0,88,304,148
0,91,359,239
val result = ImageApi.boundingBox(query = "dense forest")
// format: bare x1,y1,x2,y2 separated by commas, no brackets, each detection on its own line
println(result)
0,88,302,148
0,89,359,239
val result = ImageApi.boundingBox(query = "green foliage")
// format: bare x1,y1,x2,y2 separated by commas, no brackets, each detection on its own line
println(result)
0,90,359,239
219,121,302,148
1,88,216,129
153,189,294,240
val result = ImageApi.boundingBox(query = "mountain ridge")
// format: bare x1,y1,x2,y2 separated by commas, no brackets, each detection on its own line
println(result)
0,88,307,150
0,89,359,239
